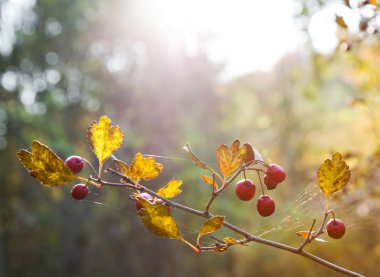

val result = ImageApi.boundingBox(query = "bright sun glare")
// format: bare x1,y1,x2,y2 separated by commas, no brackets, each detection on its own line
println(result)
145,0,302,79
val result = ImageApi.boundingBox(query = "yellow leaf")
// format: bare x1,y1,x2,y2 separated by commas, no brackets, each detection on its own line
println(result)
87,116,123,172
137,196,182,239
114,153,163,182
16,140,77,187
201,175,218,189
335,15,347,28
137,196,198,252
317,152,351,198
197,216,224,245
157,178,182,198
183,142,213,172
113,159,131,180
216,140,247,177
369,0,378,5
223,237,238,244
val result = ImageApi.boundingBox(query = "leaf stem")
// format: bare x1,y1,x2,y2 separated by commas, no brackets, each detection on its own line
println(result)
82,158,98,178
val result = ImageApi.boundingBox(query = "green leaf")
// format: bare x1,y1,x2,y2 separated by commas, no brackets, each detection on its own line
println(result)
16,140,77,187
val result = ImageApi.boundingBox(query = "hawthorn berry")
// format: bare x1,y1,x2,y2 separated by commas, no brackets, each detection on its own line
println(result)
257,195,275,217
263,175,278,190
235,179,256,201
65,155,84,174
71,184,89,200
266,164,286,184
326,218,346,239
135,192,153,210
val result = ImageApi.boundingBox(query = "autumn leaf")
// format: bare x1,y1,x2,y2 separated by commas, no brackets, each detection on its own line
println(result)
243,143,263,165
216,140,247,178
223,237,238,244
297,231,327,243
183,142,213,172
87,116,123,173
201,175,219,190
197,216,224,245
16,140,77,187
114,153,163,182
335,15,348,28
317,152,350,198
243,143,255,166
137,196,198,252
157,178,182,198
296,230,317,239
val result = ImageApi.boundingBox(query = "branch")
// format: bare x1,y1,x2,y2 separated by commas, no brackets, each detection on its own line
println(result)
101,169,363,277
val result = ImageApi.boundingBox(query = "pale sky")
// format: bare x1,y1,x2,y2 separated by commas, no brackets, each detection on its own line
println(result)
1,0,344,81
148,0,304,79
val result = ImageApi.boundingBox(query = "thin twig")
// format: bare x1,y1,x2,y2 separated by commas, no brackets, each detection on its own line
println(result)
298,219,316,251
103,168,363,277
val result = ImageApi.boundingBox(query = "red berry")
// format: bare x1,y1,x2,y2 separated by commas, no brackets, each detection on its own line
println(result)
257,195,275,217
235,179,256,201
65,155,84,174
71,184,89,200
266,164,286,183
326,218,345,239
263,175,278,190
135,192,153,210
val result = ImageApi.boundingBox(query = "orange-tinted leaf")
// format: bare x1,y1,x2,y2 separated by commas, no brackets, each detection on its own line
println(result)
223,237,238,244
197,216,224,245
296,231,327,243
157,178,182,198
214,246,229,252
87,116,123,171
317,152,350,198
16,140,76,187
183,142,213,172
296,231,317,239
216,140,247,177
201,175,218,189
114,153,163,182
335,15,347,28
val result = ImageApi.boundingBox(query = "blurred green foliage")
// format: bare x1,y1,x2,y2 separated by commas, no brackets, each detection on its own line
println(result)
1,0,380,276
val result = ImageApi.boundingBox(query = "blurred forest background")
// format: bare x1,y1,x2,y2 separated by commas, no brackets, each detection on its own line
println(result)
1,0,380,276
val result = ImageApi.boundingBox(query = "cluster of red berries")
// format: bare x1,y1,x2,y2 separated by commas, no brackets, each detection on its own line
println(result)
65,154,346,240
65,155,89,200
235,164,286,217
